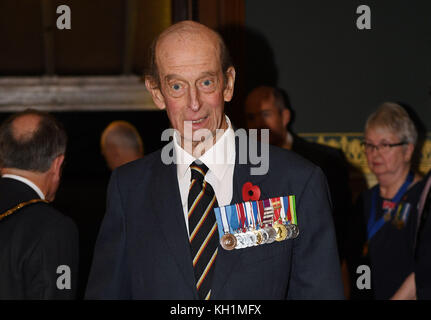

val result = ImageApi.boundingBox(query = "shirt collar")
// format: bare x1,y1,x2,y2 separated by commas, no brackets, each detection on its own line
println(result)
174,115,236,181
1,174,46,200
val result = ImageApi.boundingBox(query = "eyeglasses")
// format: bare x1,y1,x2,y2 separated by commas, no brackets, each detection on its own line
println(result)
361,141,408,153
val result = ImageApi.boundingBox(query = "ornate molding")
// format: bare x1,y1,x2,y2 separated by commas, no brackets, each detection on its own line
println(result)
0,76,158,112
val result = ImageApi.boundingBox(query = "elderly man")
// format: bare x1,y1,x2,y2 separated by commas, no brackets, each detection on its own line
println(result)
0,109,78,299
86,21,343,300
100,120,144,171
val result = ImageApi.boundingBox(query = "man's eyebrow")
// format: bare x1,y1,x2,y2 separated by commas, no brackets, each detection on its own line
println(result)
165,74,185,82
199,71,218,77
164,71,218,82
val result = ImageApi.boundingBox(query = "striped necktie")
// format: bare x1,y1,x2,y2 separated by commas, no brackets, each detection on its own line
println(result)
188,161,219,300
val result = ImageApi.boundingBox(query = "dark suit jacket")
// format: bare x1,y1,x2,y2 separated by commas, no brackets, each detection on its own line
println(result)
86,138,344,299
0,177,79,299
415,171,431,299
292,134,353,260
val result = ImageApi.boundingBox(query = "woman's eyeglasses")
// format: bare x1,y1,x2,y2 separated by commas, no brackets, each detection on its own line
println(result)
361,141,408,153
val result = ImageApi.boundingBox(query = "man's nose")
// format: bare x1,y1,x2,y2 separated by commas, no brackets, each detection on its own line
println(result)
188,86,201,111
254,115,267,129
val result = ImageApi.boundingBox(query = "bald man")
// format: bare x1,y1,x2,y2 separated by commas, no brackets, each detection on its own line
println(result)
0,109,78,299
86,21,343,300
100,121,144,171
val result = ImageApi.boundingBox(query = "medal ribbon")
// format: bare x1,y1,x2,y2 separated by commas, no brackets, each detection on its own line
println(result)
252,201,261,228
394,204,403,222
214,207,225,239
236,203,247,231
288,195,297,225
279,197,287,223
245,202,256,229
401,203,411,223
258,200,265,224
367,171,414,241
225,205,239,234
270,197,282,222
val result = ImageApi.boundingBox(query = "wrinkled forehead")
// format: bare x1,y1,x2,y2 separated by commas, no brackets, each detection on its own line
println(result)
155,27,221,71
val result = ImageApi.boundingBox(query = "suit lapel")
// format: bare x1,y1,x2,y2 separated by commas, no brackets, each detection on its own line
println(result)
211,136,268,298
149,156,199,299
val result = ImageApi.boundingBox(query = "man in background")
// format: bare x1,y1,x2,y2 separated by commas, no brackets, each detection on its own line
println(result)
0,109,78,299
245,86,353,297
100,120,144,170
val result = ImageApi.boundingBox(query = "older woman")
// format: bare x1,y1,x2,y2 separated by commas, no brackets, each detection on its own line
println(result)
350,102,425,300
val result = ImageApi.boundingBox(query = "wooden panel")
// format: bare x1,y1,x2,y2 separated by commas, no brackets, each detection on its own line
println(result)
133,0,172,74
0,0,44,75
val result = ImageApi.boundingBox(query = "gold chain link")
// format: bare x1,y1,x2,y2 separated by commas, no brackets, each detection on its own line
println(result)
0,199,49,221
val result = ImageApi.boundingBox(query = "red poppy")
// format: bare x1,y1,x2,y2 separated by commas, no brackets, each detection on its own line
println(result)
242,182,261,202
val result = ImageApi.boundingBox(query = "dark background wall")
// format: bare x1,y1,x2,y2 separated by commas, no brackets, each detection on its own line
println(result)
244,0,431,133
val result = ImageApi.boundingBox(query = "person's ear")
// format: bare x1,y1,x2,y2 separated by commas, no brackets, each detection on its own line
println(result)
223,66,236,102
145,76,166,110
51,154,65,176
404,143,415,162
281,108,291,127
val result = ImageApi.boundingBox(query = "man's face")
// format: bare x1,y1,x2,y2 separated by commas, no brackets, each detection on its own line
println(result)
146,31,235,148
245,95,288,146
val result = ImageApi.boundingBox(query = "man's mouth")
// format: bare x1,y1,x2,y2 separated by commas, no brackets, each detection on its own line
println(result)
191,116,208,124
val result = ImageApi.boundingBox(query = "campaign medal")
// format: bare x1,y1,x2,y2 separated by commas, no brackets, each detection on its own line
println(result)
253,229,263,245
234,233,246,249
395,220,405,230
259,227,270,244
394,202,410,230
271,196,286,242
214,194,300,249
264,226,277,243
382,199,395,222
273,222,288,241
243,201,258,246
221,233,237,250
250,201,263,245
383,211,392,222
281,195,299,239
288,223,299,239
236,203,252,248
244,230,257,247
215,205,237,251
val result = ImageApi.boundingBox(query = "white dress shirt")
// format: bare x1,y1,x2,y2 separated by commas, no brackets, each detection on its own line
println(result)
174,116,236,235
2,174,45,200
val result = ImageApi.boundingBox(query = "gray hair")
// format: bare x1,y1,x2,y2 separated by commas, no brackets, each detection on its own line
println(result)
0,109,67,172
365,102,417,145
101,121,144,155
